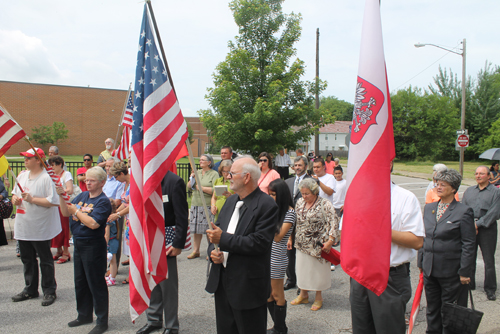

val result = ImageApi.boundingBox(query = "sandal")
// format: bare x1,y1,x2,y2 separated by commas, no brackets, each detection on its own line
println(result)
291,295,309,305
311,300,323,311
122,278,129,284
53,253,63,260
187,252,200,259
57,254,71,264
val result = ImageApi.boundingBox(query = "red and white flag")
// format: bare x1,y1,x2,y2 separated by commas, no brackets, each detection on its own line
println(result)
340,0,395,296
0,103,26,157
128,4,188,321
112,90,134,161
407,272,424,334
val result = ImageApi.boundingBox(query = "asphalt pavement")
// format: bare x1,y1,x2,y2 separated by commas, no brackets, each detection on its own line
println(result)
0,174,499,333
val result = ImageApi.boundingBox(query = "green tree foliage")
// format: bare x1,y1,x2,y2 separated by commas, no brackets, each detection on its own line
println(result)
199,0,331,156
31,122,68,148
319,96,353,121
185,119,194,144
391,87,460,160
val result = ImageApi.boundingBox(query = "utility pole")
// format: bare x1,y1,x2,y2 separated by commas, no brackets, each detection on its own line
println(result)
314,28,320,156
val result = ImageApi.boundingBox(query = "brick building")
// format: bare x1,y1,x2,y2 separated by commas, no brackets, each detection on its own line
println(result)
185,117,209,157
0,80,127,157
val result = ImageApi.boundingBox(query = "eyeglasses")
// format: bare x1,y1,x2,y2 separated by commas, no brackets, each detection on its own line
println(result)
258,159,268,162
199,159,209,162
228,171,248,178
83,159,92,162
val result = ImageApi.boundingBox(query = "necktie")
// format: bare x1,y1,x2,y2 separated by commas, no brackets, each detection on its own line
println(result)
223,200,244,267
294,177,300,197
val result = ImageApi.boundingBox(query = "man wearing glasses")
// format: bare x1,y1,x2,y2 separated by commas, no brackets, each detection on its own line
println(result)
77,154,93,192
206,157,278,334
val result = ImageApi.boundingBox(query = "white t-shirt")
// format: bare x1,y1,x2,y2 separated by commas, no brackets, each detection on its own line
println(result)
317,173,335,203
390,183,425,266
12,169,61,241
332,179,347,209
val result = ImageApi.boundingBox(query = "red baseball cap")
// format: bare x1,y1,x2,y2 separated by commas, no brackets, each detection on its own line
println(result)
20,148,45,159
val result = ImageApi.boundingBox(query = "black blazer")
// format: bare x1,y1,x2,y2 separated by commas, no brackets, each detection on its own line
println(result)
419,199,476,278
205,187,278,310
285,174,311,206
161,171,188,251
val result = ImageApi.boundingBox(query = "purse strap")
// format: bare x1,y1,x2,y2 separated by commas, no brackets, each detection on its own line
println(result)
468,285,475,311
456,284,475,310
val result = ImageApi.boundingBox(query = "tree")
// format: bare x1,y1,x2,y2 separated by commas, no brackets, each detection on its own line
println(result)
391,86,460,160
31,122,69,148
185,119,194,144
199,0,330,156
319,96,353,121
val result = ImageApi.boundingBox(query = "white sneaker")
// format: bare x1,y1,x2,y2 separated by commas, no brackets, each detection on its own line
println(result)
107,277,116,286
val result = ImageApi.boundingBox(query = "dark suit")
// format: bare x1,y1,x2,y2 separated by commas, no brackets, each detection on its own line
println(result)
206,187,278,334
284,174,311,286
419,200,476,334
145,171,188,331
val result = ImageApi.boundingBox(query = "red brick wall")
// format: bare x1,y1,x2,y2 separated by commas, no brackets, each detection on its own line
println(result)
185,116,209,157
0,81,127,158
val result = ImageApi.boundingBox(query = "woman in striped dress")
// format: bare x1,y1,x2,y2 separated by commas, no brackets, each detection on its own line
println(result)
267,179,296,334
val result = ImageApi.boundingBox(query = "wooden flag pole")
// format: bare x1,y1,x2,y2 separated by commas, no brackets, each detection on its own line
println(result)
145,1,216,243
7,165,24,193
114,83,133,150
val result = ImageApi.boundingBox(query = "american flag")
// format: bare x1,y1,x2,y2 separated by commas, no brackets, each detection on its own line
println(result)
128,4,188,321
112,91,133,161
0,103,26,157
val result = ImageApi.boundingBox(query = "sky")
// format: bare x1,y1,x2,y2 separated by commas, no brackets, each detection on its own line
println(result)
1,0,499,117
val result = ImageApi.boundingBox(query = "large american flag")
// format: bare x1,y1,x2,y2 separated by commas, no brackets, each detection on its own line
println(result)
0,103,26,157
128,4,188,321
113,90,134,161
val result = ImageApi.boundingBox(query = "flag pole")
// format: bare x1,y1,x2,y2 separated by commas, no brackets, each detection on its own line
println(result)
145,1,216,239
8,165,24,192
114,83,132,150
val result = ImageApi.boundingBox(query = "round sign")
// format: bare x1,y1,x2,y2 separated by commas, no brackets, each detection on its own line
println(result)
457,134,469,147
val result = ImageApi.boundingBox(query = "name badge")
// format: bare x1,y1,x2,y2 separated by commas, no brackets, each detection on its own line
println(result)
162,195,169,203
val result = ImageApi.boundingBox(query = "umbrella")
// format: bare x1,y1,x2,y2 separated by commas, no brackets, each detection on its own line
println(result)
316,241,341,265
407,271,424,334
479,148,500,160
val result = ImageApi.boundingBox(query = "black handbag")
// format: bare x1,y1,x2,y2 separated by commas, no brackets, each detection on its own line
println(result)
0,198,13,219
442,285,483,334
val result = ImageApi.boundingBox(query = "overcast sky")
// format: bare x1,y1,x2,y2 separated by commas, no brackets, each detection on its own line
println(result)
1,0,498,117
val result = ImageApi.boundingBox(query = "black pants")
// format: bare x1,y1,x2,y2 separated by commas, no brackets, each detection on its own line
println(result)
424,274,468,334
73,238,108,325
18,240,56,296
471,222,497,294
276,167,289,180
350,263,411,334
214,269,267,334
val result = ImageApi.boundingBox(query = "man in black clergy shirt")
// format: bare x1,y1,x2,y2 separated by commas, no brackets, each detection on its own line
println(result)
206,157,278,334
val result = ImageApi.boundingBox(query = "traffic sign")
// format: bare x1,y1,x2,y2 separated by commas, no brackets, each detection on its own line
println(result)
457,134,469,148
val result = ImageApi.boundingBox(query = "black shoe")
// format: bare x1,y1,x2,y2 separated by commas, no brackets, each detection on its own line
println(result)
88,324,108,334
136,324,163,334
487,292,496,301
41,294,56,306
12,292,39,302
162,329,179,334
283,282,296,290
68,319,93,327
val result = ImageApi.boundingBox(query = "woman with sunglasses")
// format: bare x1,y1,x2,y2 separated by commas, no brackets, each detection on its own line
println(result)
257,152,280,195
76,154,93,192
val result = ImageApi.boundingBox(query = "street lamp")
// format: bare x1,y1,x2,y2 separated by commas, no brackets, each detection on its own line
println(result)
415,39,466,176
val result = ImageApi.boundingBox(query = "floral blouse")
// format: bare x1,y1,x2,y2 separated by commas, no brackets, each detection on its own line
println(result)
294,196,340,263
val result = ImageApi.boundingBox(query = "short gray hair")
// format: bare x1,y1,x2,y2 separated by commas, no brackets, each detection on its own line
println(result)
334,158,340,163
106,157,119,163
294,155,308,167
435,169,462,193
49,146,59,154
86,167,108,183
201,154,214,168
236,155,260,184
299,178,320,195
219,159,233,175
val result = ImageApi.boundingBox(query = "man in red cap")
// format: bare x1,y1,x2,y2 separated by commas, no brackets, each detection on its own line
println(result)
11,148,61,306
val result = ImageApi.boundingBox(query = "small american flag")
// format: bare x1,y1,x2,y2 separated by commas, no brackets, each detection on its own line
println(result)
122,91,134,128
165,226,192,254
112,91,134,161
128,4,188,322
0,103,26,157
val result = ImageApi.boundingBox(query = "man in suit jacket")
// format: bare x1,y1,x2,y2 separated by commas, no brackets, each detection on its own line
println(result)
283,155,311,290
206,157,278,334
136,171,188,334
418,169,476,333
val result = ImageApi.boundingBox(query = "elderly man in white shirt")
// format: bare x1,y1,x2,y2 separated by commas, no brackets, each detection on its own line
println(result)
349,175,425,334
275,149,292,180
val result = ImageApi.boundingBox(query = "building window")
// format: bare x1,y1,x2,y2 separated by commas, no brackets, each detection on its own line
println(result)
205,143,210,153
335,134,337,140
325,146,328,151
325,134,328,140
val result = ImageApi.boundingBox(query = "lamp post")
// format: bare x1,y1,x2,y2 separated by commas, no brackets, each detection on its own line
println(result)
415,39,466,176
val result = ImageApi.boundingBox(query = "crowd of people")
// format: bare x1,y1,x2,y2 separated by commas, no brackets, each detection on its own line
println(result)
1,140,499,334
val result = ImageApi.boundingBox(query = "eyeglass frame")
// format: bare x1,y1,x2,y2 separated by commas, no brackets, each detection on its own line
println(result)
227,171,248,178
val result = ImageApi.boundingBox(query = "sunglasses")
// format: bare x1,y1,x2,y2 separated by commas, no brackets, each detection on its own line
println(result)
258,159,268,162
83,159,92,162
